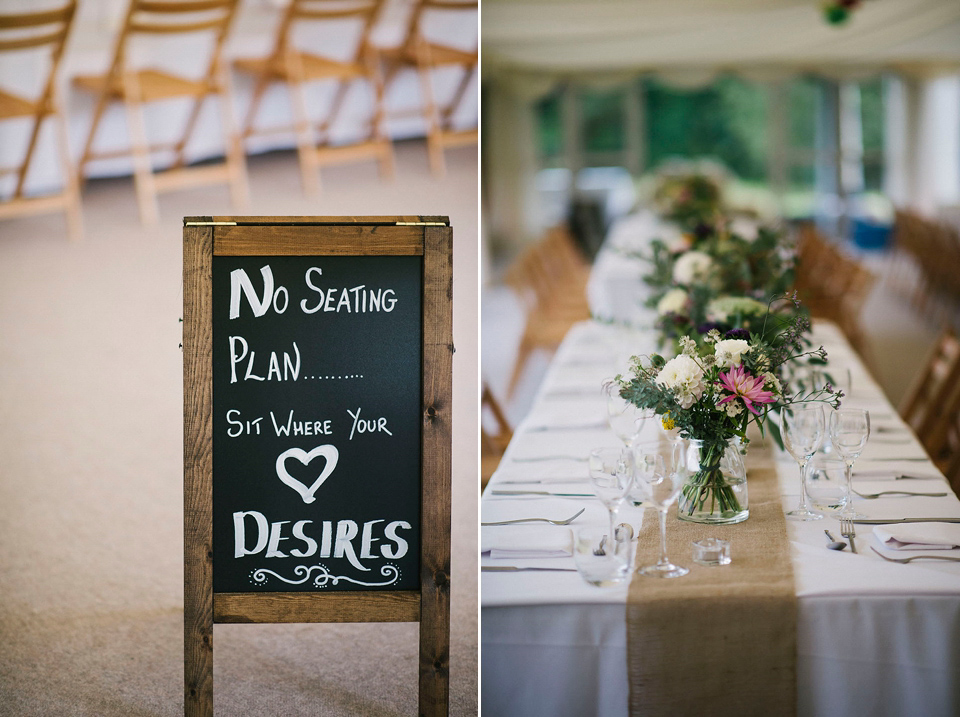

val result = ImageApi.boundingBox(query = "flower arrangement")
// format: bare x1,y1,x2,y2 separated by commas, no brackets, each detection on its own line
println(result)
617,296,841,522
640,220,797,348
653,172,724,231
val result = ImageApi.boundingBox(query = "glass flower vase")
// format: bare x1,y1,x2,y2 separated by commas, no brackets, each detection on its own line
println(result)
677,438,749,524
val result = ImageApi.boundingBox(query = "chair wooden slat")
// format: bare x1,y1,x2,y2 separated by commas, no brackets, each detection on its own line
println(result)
129,18,228,34
0,6,75,29
137,0,233,13
0,29,67,52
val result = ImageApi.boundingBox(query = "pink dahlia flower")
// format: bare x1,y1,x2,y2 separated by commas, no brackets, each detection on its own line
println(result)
717,364,775,415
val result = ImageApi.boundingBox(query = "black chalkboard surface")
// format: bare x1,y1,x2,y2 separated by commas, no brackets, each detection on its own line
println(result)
211,255,422,593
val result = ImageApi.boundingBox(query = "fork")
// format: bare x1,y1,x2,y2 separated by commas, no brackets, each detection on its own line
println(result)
853,490,949,499
840,517,858,554
871,547,960,563
481,508,586,526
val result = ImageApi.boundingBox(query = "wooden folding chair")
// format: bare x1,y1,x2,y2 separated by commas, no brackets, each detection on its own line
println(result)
899,327,960,454
0,2,82,240
233,0,393,196
504,227,591,396
73,0,247,226
381,0,477,177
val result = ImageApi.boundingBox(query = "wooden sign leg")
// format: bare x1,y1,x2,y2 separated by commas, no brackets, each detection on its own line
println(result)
184,222,215,716
419,225,453,716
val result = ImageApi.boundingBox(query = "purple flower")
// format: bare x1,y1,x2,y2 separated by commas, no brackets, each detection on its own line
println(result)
725,328,750,340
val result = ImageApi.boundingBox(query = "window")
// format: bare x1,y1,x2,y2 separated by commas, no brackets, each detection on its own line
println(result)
643,75,768,181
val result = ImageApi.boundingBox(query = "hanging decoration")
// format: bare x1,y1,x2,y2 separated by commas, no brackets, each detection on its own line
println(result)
822,0,863,25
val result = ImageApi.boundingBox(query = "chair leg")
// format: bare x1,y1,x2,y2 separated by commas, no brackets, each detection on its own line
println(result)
55,108,84,241
13,113,45,200
77,89,111,190
288,79,320,196
171,94,208,170
218,71,250,209
417,62,445,177
121,74,159,226
369,66,395,180
242,72,271,139
319,79,351,143
442,62,475,129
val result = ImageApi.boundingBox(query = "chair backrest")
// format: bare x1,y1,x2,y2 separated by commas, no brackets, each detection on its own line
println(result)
103,0,238,83
0,2,77,106
405,0,477,53
899,327,960,441
273,0,384,64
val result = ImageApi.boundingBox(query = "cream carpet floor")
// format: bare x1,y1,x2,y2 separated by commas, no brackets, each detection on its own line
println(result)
0,140,478,716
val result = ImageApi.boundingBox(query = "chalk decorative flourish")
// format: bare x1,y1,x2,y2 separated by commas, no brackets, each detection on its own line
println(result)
250,563,400,589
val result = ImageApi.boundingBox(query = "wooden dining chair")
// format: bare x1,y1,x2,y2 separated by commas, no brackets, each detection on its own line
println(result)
0,2,82,240
381,0,477,177
505,226,591,396
899,326,960,455
73,0,247,226
233,0,393,196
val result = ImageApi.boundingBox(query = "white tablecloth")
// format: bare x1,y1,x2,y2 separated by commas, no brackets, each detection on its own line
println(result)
481,316,960,716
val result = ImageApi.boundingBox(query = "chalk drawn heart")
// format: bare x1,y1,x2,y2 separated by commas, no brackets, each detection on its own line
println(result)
275,445,339,504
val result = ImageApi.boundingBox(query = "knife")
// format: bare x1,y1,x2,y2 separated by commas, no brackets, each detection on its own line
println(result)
510,455,589,463
497,479,587,484
527,422,607,432
491,490,594,497
860,457,930,462
851,517,960,524
482,566,578,572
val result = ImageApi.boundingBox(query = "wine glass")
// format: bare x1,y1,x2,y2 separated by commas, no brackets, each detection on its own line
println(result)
781,404,825,521
829,408,870,518
603,381,649,447
633,441,688,578
588,447,635,555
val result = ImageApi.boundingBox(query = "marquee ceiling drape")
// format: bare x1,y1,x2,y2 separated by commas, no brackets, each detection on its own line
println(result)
483,0,960,78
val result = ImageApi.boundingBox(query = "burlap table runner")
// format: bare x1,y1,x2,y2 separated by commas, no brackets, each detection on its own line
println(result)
627,439,796,716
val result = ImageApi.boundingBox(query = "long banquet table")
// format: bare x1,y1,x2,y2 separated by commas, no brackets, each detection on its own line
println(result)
481,215,960,717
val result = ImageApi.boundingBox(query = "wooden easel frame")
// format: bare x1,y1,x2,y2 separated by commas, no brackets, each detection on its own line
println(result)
183,215,452,716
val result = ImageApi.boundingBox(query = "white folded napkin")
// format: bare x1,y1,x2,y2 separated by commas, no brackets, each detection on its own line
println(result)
873,523,960,551
480,526,573,559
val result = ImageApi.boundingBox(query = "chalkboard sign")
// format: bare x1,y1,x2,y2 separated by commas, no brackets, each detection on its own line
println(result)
184,217,452,716
212,254,422,593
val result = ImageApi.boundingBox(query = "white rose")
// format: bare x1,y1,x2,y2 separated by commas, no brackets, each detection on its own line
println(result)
672,251,713,285
656,288,689,316
714,339,751,368
730,217,759,242
655,354,705,408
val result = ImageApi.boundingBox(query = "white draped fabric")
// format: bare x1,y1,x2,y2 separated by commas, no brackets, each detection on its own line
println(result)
480,212,960,717
483,0,960,76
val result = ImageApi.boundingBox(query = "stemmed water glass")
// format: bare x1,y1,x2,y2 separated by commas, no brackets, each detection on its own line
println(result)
633,441,688,578
603,381,649,447
588,447,635,555
781,404,825,521
830,408,870,518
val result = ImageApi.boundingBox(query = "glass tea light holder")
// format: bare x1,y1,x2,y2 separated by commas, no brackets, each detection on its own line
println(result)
692,538,731,566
